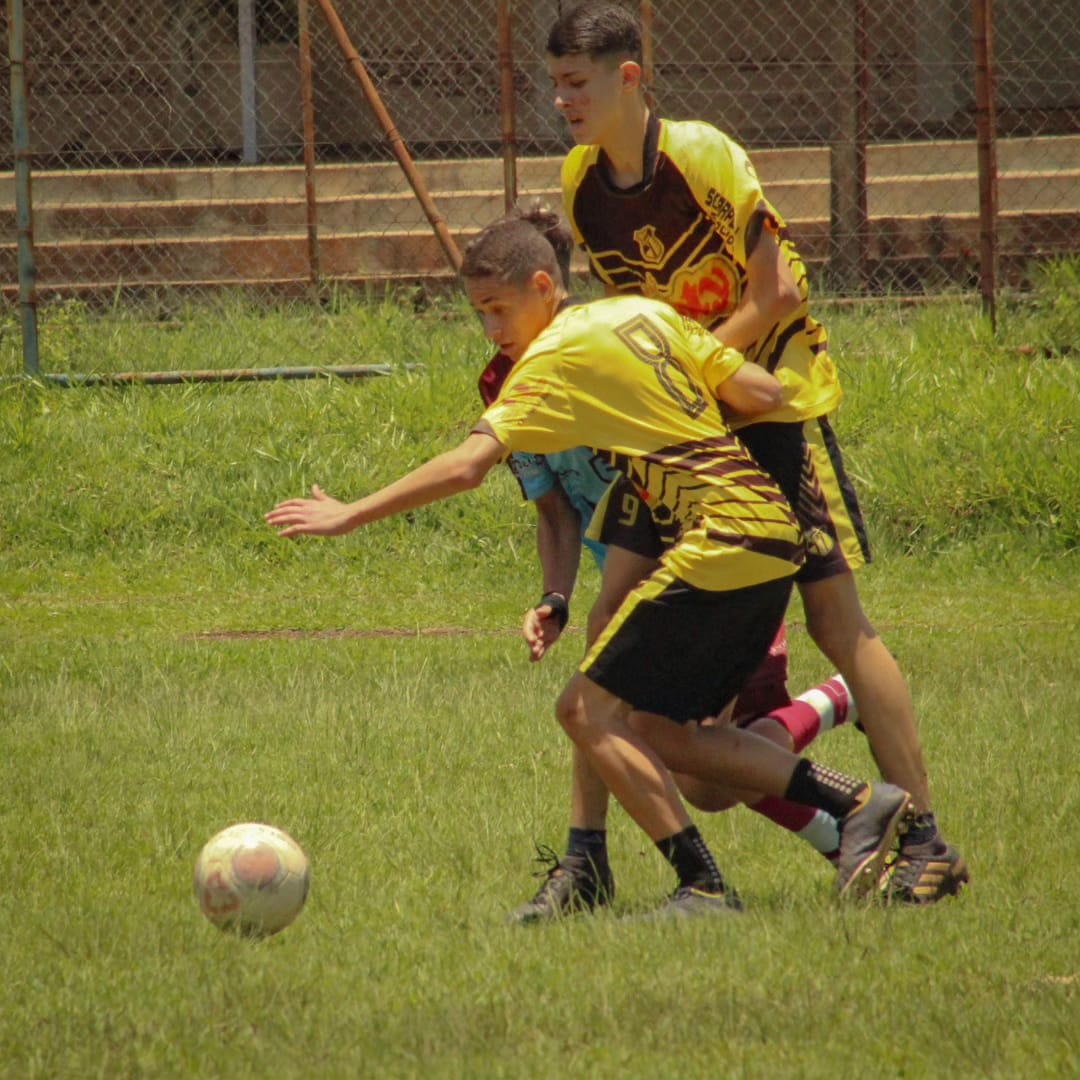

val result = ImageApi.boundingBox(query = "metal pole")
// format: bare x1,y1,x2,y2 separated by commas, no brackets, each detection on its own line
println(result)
972,0,998,329
7,0,39,377
297,0,321,299
497,0,517,211
239,0,258,163
312,0,462,273
28,365,407,389
854,0,869,286
829,0,868,293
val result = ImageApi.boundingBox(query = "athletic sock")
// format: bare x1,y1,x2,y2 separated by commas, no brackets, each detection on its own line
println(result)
655,824,725,892
565,827,609,871
749,796,840,860
783,759,866,821
901,811,941,851
766,674,856,754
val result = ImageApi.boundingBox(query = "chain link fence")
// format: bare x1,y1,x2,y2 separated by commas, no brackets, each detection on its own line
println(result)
3,1,1079,348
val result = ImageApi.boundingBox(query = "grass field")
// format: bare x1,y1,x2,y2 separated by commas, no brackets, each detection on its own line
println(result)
1,279,1078,1078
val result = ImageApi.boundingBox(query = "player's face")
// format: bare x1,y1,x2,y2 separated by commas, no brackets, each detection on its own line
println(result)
465,272,556,363
547,53,627,146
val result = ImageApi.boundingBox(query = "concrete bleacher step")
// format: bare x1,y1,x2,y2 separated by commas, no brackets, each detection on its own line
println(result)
3,137,1080,301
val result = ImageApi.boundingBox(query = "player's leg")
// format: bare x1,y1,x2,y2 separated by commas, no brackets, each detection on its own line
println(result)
582,562,912,900
509,539,659,923
674,624,853,863
740,418,968,903
556,672,741,915
798,417,968,901
739,678,855,863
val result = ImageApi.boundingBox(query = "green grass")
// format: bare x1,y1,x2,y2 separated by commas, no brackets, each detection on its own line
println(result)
1,278,1079,1077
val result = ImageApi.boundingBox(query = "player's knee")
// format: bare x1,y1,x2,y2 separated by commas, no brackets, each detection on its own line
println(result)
555,683,592,742
803,578,873,663
744,715,795,753
676,774,739,813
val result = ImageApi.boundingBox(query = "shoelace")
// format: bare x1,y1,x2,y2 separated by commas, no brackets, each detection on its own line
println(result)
529,842,564,882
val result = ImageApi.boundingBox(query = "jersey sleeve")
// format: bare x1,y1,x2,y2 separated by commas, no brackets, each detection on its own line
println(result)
670,122,771,269
561,148,593,249
479,343,581,458
660,306,746,397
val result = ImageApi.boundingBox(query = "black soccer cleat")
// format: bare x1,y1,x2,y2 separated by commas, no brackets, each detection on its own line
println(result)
882,841,970,905
507,847,615,925
648,884,744,919
834,783,915,900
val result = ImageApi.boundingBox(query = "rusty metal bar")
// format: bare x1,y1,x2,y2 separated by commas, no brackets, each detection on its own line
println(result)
311,0,462,274
7,0,40,376
27,365,409,389
497,0,518,211
297,0,322,300
972,0,998,329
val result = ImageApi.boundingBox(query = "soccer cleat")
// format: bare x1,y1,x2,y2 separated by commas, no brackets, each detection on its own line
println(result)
507,847,614,925
882,841,970,905
834,783,915,899
654,884,744,919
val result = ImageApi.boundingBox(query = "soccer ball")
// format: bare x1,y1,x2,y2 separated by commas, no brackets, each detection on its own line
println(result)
193,822,311,937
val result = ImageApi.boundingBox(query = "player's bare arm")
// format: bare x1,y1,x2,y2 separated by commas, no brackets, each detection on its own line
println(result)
712,221,801,352
266,431,505,539
710,355,784,417
524,484,582,662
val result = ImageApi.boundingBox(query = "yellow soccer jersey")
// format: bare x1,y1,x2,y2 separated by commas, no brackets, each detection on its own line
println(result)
562,115,842,426
478,297,802,592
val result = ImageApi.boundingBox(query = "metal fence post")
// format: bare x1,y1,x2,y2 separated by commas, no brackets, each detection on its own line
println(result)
239,0,259,163
497,0,517,211
298,0,321,299
829,0,869,293
972,0,999,329
6,0,39,376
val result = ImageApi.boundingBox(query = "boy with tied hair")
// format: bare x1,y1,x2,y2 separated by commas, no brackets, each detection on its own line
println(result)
481,207,857,924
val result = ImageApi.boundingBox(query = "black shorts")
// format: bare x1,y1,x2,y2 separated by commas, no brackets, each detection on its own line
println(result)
581,566,792,724
737,418,870,583
589,474,677,560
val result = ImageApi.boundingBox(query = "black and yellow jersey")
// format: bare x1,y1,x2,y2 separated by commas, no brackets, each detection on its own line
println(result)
562,114,841,426
477,296,802,592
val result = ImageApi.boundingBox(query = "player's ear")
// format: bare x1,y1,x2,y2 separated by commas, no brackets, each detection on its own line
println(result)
532,269,557,300
618,60,642,92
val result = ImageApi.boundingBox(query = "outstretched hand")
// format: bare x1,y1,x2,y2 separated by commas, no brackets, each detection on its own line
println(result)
522,603,564,663
265,484,353,538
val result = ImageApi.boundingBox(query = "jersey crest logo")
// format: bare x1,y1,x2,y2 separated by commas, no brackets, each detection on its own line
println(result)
667,255,738,320
633,225,666,267
803,527,836,558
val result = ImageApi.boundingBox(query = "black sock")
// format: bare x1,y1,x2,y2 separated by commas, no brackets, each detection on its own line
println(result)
902,811,940,849
566,828,608,867
655,825,724,892
784,760,866,820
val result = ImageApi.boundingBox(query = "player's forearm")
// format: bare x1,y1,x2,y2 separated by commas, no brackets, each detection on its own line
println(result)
535,497,582,600
711,291,797,352
341,446,492,530
713,231,801,351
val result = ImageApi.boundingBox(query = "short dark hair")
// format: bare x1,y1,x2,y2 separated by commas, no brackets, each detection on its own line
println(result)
461,203,572,289
546,2,642,65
